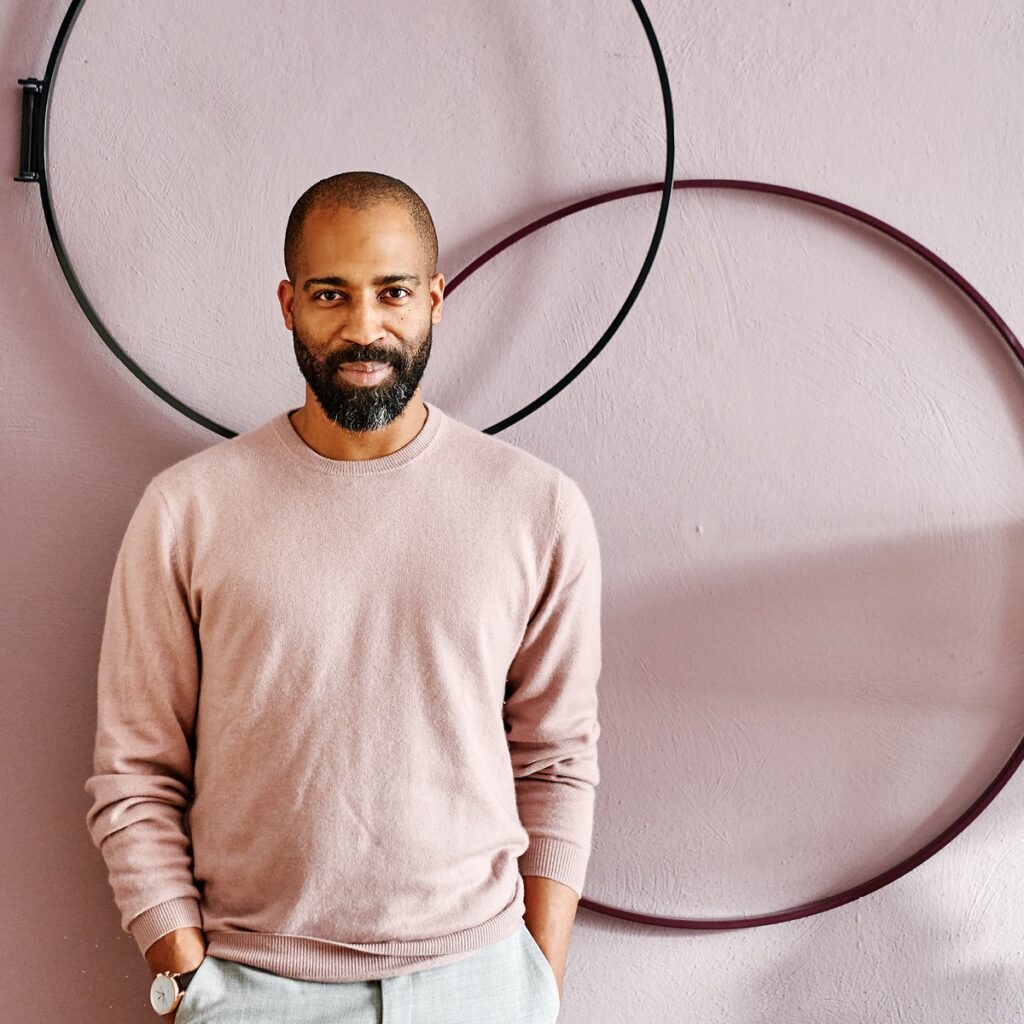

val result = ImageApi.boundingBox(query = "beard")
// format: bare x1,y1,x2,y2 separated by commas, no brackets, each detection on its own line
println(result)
291,320,433,434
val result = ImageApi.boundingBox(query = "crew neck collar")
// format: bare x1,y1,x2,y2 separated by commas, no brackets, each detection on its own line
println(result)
270,401,445,476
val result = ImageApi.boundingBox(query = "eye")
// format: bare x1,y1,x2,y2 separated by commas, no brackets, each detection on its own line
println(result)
384,287,410,299
313,290,341,301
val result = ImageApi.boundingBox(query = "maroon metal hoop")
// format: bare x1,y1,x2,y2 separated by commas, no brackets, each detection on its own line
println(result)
448,178,1023,929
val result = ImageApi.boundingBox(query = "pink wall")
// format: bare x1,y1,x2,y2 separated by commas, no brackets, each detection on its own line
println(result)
5,0,1024,1019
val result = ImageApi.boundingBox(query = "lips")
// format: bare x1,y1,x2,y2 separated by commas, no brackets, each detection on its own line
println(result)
337,361,392,387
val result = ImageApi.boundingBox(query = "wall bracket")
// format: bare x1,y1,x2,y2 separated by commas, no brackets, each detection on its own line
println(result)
15,77,46,183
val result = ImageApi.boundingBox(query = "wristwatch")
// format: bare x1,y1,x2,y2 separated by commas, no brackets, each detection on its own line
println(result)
149,963,202,1016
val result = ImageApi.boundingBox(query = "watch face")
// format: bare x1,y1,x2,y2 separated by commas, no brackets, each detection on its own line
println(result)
150,974,179,1014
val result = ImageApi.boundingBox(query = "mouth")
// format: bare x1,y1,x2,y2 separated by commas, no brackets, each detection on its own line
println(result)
338,361,392,387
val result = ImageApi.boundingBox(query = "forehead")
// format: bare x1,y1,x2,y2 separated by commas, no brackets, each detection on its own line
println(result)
300,202,421,273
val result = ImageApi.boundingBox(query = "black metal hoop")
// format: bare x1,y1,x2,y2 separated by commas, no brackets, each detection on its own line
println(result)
14,0,675,439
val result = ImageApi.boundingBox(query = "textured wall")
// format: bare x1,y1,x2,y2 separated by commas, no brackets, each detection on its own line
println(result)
4,0,1024,1020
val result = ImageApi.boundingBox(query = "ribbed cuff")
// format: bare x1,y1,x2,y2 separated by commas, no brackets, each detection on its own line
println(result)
128,897,204,956
517,836,589,898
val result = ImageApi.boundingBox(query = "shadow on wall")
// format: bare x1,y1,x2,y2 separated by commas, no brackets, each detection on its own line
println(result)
590,519,1024,917
739,834,1024,1023
578,520,1024,1021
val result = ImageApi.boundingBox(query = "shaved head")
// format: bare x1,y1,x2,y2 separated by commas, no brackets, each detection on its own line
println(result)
284,171,438,283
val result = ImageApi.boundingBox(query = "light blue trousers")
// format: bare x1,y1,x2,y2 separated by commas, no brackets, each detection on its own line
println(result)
175,921,561,1023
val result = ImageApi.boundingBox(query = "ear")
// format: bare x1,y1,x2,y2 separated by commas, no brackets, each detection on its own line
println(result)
277,279,295,330
430,272,445,325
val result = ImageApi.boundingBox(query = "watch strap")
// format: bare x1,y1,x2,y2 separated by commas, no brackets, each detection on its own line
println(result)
175,965,201,991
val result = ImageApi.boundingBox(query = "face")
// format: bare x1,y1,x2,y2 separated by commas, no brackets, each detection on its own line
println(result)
278,202,443,433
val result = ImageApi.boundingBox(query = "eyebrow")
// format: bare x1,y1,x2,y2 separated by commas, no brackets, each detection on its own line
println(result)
302,274,421,291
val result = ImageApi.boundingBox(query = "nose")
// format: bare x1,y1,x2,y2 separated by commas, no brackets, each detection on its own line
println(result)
340,294,388,347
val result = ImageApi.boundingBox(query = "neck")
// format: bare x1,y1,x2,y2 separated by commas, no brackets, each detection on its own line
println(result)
289,391,428,462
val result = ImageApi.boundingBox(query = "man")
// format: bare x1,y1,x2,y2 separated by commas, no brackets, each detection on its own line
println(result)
85,171,602,1023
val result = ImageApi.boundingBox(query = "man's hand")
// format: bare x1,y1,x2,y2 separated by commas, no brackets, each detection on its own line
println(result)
522,874,580,1004
145,926,207,1020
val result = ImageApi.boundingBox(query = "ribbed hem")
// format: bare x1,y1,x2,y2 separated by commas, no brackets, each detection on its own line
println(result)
203,873,527,982
129,896,204,956
517,836,589,899
270,401,445,476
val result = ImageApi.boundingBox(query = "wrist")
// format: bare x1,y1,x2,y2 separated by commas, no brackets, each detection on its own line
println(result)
145,926,207,975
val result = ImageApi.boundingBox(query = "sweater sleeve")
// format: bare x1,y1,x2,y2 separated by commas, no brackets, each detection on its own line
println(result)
505,473,603,899
83,480,204,957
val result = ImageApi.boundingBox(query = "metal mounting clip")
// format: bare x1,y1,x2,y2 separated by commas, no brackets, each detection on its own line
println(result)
15,77,46,183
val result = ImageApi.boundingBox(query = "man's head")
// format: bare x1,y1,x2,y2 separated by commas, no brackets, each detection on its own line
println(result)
278,171,443,434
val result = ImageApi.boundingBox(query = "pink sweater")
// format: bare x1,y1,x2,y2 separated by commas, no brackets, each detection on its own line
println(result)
84,401,602,982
